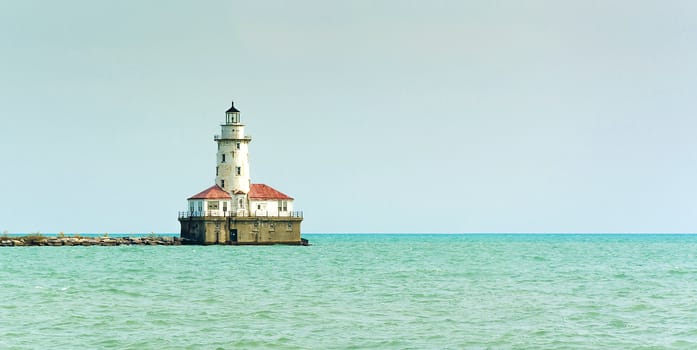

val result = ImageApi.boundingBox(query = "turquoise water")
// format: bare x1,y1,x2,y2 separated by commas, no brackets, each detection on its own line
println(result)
1,234,697,349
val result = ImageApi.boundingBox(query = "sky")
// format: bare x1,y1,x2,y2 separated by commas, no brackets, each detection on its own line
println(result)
1,0,697,233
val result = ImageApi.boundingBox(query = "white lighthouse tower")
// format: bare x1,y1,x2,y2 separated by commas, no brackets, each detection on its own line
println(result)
214,101,252,214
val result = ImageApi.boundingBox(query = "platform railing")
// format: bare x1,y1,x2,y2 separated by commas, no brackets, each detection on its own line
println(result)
213,135,252,141
178,211,303,219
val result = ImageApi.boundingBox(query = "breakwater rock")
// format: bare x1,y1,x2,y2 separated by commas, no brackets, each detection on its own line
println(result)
0,236,182,247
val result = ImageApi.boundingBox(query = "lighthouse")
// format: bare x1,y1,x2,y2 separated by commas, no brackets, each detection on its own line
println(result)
178,101,305,245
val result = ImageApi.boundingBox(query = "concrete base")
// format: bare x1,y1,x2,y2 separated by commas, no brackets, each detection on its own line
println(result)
179,216,303,245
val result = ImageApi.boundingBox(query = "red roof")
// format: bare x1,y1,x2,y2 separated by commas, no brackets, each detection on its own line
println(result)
188,185,231,200
249,184,293,200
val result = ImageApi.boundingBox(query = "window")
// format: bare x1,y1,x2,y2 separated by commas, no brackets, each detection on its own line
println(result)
222,154,226,162
198,202,203,212
208,201,219,210
286,223,293,231
236,143,241,150
189,203,194,213
221,179,225,188
236,167,241,176
238,198,244,209
216,166,219,176
278,200,288,212
257,204,261,210
223,202,228,212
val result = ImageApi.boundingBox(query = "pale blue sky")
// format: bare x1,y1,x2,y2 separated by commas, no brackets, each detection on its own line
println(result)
1,1,697,233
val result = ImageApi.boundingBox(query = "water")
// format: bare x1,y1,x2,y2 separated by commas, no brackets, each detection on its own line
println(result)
1,234,697,349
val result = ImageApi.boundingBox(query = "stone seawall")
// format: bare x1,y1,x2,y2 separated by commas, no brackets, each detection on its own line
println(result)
0,236,182,247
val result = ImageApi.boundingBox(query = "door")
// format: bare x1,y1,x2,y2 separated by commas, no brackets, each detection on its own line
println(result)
229,228,238,244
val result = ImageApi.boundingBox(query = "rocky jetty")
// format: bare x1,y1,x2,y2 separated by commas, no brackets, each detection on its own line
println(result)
0,236,183,247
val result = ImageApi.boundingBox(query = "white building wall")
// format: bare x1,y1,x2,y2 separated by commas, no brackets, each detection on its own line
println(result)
187,199,232,217
188,199,203,216
234,194,248,216
250,199,294,217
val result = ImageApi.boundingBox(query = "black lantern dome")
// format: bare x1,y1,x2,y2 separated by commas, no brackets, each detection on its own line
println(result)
225,101,240,124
